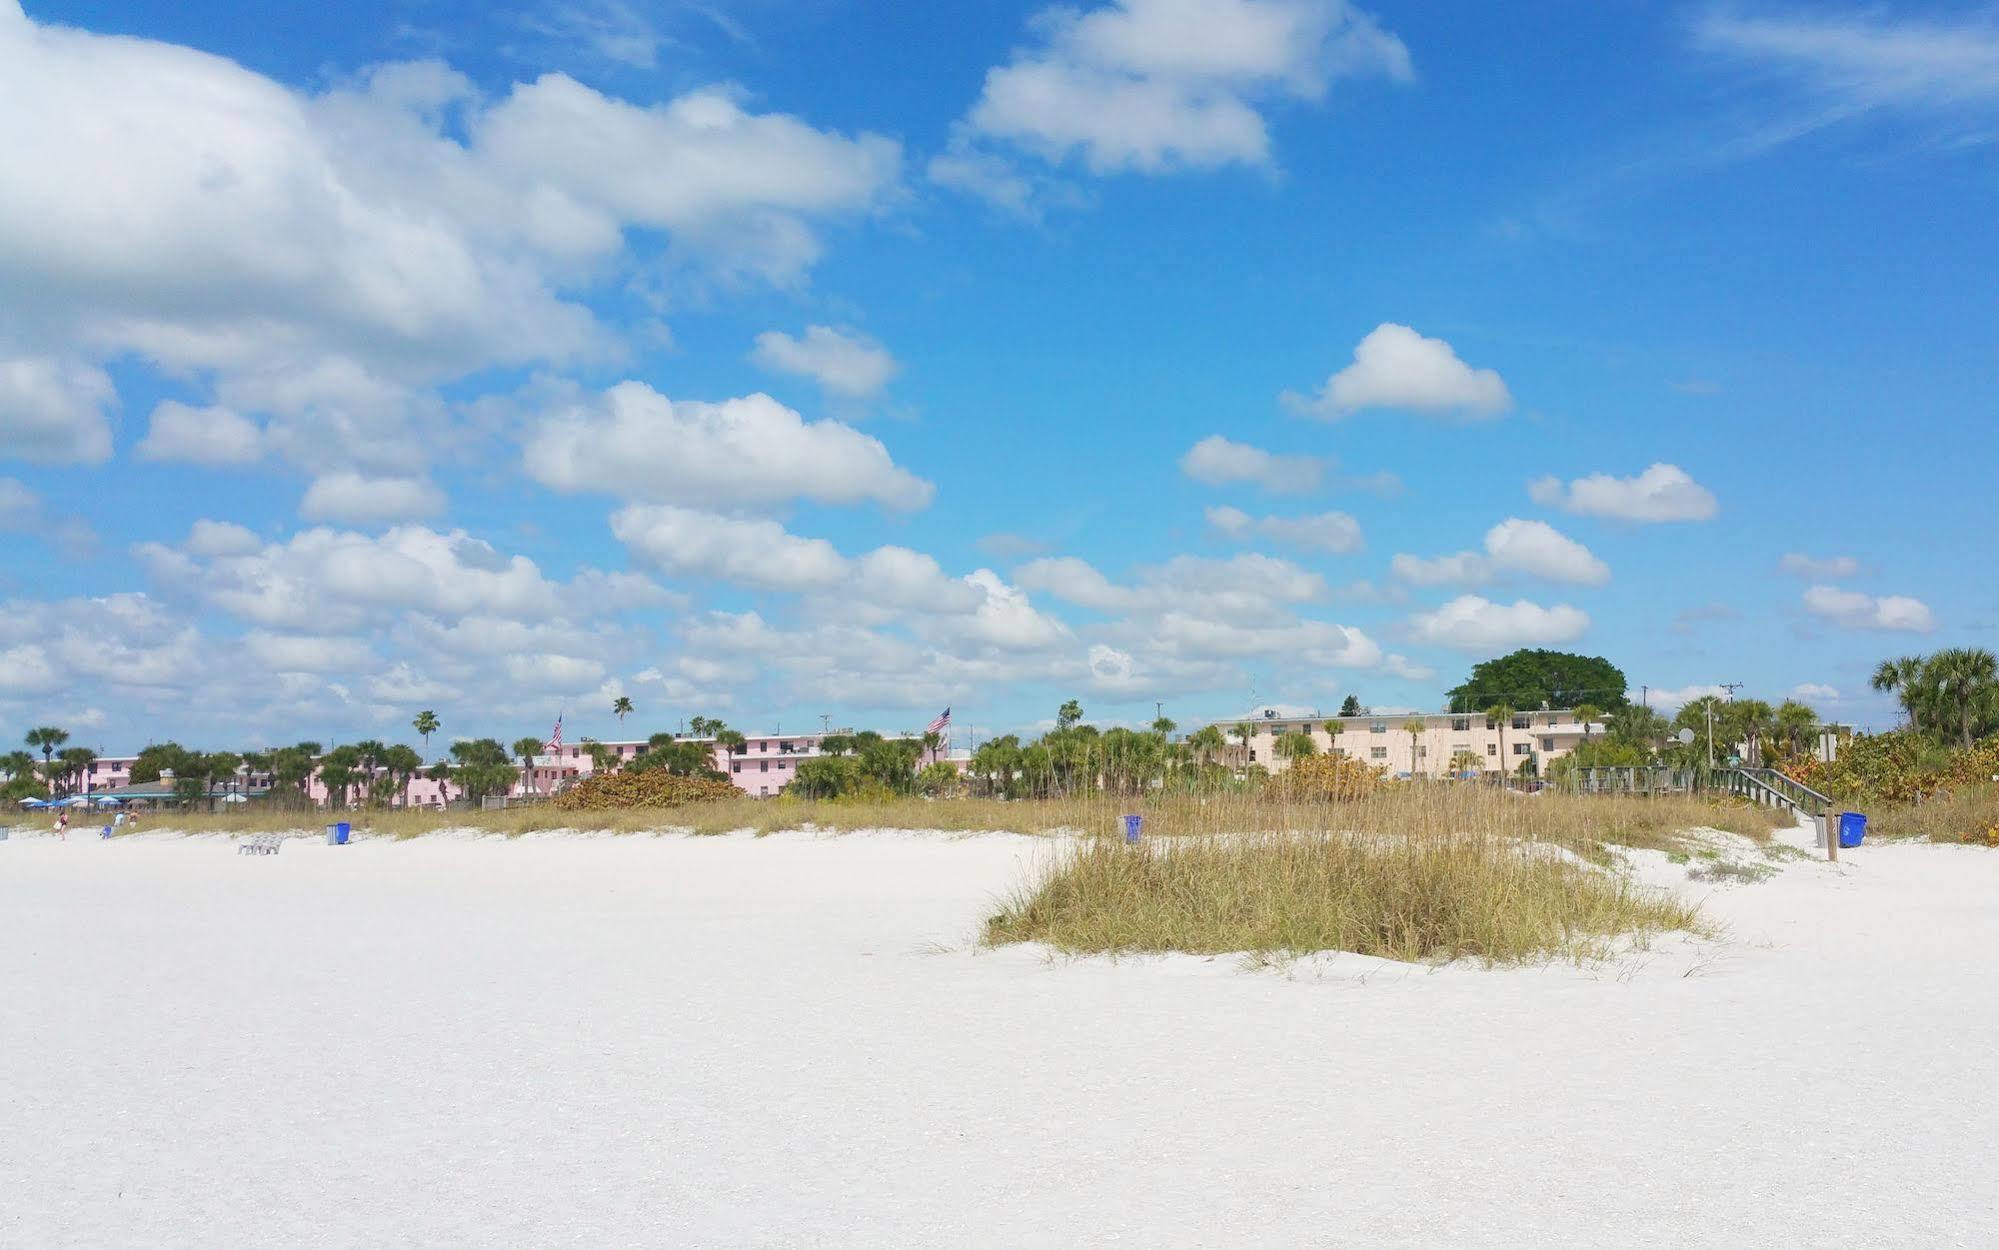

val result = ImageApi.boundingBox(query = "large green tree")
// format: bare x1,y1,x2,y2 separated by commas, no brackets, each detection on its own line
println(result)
1447,649,1629,714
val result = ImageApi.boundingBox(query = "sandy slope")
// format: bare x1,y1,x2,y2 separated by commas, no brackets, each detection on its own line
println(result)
3,826,1993,1248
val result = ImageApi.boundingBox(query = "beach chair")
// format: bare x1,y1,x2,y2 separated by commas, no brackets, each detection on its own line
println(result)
238,833,284,856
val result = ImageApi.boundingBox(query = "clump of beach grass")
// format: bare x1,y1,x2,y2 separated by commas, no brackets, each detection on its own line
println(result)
984,830,1704,965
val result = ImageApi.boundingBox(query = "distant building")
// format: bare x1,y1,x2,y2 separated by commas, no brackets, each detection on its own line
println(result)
55,727,939,808
1210,709,1601,778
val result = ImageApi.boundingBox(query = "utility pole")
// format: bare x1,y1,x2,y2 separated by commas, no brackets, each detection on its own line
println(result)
1706,701,1716,769
820,714,831,734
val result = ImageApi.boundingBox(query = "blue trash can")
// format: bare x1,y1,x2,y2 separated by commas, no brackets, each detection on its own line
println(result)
1839,812,1866,849
1122,814,1143,844
325,821,351,846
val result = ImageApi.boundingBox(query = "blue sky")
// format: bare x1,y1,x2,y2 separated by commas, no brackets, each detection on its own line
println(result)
2,0,1995,753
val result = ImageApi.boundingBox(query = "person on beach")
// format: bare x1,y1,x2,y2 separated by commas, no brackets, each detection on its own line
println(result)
55,810,68,840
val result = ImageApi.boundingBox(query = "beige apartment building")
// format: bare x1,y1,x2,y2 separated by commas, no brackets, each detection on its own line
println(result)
1214,709,1598,778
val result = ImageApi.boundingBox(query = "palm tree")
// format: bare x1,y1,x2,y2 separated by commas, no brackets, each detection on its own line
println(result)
583,739,617,774
1871,656,1930,734
412,710,440,752
612,696,634,724
1731,699,1776,768
1929,647,1999,748
381,745,423,807
715,729,747,775
1057,700,1083,730
1774,700,1819,759
1274,731,1318,764
921,730,943,764
1484,705,1514,781
513,736,545,795
427,760,454,807
1448,749,1484,777
1229,722,1254,768
25,726,67,781
1186,725,1224,768
1573,703,1602,743
2,749,37,784
57,746,98,796
1407,718,1424,776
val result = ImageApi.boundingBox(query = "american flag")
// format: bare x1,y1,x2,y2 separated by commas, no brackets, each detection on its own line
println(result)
926,707,951,734
546,715,564,752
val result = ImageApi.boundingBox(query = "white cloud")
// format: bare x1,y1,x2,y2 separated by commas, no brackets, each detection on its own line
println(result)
0,476,36,529
1283,323,1511,419
1528,463,1719,523
525,382,934,511
1179,434,1321,493
1019,552,1326,618
183,519,262,558
243,631,378,674
1482,519,1609,585
1780,552,1860,579
0,355,115,463
505,652,607,692
954,0,1412,177
1392,519,1607,587
1406,595,1590,652
1204,505,1363,553
0,642,59,694
299,473,447,524
1645,684,1729,711
0,6,902,462
1802,585,1936,633
1694,10,1999,124
750,325,899,399
1383,653,1434,681
1792,682,1840,702
612,505,848,593
134,401,265,466
1391,551,1492,587
137,523,607,631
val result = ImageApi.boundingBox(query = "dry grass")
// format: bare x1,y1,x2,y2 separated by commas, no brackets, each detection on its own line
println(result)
1863,785,1999,845
108,786,1794,853
984,831,1704,964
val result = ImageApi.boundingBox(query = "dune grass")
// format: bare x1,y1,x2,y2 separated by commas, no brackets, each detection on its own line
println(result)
984,830,1705,964
108,786,1794,854
1862,786,1999,846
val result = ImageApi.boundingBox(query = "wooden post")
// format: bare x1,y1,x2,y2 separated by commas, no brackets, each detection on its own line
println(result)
1824,802,1838,863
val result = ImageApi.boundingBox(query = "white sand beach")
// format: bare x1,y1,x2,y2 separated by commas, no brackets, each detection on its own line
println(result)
4,826,1994,1247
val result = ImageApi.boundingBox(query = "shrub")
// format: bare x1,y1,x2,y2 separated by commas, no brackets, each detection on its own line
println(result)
1276,752,1384,801
553,770,738,809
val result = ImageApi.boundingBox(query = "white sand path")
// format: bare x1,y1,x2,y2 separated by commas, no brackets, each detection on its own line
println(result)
2,826,1994,1247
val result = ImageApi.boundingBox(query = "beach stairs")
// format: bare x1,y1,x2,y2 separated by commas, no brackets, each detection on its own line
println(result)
1712,767,1839,847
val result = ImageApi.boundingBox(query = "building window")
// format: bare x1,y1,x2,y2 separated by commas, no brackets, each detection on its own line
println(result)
759,786,768,797
1369,721,1387,734
1370,746,1388,760
1416,746,1428,758
1487,743,1498,757
731,762,741,774
1452,717,1470,732
1453,743,1471,756
1514,742,1531,756
1541,738,1555,752
1298,723,1313,735
1248,749,1257,762
759,761,769,773
1511,716,1530,730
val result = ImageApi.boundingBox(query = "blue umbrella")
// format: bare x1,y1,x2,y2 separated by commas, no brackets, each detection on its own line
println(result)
20,797,47,808
60,795,94,807
93,795,123,806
